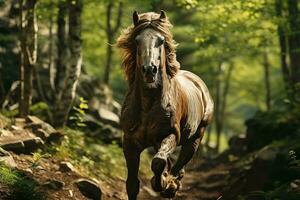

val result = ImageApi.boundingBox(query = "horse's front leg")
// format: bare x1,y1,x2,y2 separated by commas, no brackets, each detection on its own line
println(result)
159,126,206,198
123,139,142,200
171,125,206,177
151,134,177,192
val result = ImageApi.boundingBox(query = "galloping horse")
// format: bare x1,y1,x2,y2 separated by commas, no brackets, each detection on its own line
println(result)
117,10,214,199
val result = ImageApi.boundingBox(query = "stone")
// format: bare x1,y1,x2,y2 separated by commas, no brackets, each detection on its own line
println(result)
0,137,44,154
46,131,64,144
74,178,102,200
34,128,49,140
0,148,16,168
26,115,57,134
26,115,44,124
97,107,120,128
0,129,14,137
24,168,33,174
257,146,279,161
59,161,77,173
142,186,158,197
10,125,21,131
43,179,65,190
14,118,26,128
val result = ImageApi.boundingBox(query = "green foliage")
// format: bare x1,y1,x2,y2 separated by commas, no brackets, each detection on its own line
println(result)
30,102,50,122
31,151,51,168
246,108,300,150
50,127,152,180
0,164,44,200
68,97,88,128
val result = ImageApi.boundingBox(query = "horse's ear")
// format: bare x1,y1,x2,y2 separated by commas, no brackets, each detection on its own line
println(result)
133,11,139,26
160,10,166,19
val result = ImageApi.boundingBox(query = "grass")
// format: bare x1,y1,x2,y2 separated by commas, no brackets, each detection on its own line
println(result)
50,127,152,181
0,164,44,200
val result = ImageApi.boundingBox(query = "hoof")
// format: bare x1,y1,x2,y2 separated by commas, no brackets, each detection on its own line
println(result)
160,178,181,198
178,169,185,180
151,157,168,192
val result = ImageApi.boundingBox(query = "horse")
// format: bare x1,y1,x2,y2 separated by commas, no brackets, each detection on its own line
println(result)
117,10,214,200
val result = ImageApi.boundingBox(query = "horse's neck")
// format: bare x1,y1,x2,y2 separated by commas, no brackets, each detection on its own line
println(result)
136,76,171,112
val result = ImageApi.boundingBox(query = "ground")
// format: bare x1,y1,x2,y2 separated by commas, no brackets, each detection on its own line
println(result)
0,149,229,200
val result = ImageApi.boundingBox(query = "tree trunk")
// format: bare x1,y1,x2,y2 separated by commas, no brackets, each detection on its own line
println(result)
275,0,292,95
263,48,271,111
53,0,82,127
55,0,68,92
287,0,300,100
19,0,38,117
48,0,55,96
0,63,4,105
215,62,222,152
103,1,122,85
215,62,233,152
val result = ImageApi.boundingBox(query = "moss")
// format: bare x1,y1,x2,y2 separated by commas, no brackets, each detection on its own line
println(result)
30,102,50,122
0,164,44,200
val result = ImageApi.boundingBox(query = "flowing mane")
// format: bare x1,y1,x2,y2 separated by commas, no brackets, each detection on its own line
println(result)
117,12,180,84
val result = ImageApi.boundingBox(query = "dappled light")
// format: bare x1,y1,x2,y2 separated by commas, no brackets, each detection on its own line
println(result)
0,0,299,200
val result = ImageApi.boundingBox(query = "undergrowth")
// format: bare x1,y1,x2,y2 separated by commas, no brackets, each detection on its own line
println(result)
0,164,44,200
49,127,152,181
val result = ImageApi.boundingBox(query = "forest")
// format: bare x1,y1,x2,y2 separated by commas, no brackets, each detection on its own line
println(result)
0,0,299,199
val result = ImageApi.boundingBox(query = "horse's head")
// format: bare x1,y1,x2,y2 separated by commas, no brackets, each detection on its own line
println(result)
117,11,180,87
134,12,166,88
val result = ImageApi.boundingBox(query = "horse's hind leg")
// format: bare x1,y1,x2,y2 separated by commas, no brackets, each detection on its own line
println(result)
171,125,205,177
151,134,177,192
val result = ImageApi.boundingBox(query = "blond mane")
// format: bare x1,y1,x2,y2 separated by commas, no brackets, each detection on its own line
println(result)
117,12,180,84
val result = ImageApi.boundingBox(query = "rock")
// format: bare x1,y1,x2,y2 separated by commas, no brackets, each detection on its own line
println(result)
26,115,45,124
26,115,56,134
13,118,26,128
10,125,21,131
0,136,44,154
84,114,122,144
43,179,65,190
74,178,102,200
24,168,33,174
256,146,279,161
36,165,45,171
97,107,120,128
142,186,158,197
59,161,77,173
0,129,14,137
46,131,64,144
34,128,49,140
0,147,17,168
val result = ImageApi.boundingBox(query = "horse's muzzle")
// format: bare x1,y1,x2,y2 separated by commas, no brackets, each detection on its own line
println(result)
143,65,157,83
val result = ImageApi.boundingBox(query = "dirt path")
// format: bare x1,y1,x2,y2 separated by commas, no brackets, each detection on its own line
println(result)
138,163,229,200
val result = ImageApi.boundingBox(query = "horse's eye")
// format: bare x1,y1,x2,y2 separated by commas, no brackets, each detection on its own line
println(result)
156,36,165,47
135,36,140,44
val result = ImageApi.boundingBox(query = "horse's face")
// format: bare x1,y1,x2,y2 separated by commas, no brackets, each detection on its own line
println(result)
135,28,165,88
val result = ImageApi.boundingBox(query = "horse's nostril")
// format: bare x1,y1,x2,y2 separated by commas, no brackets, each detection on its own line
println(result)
152,66,157,74
142,65,146,73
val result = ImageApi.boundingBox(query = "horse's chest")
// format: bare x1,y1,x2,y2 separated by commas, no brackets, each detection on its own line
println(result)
141,107,174,144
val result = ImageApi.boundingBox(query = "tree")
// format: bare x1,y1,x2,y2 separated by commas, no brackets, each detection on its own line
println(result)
53,0,82,127
55,0,68,92
287,0,300,102
275,0,291,97
215,62,234,152
275,0,300,102
19,0,38,117
263,47,271,111
103,1,122,85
